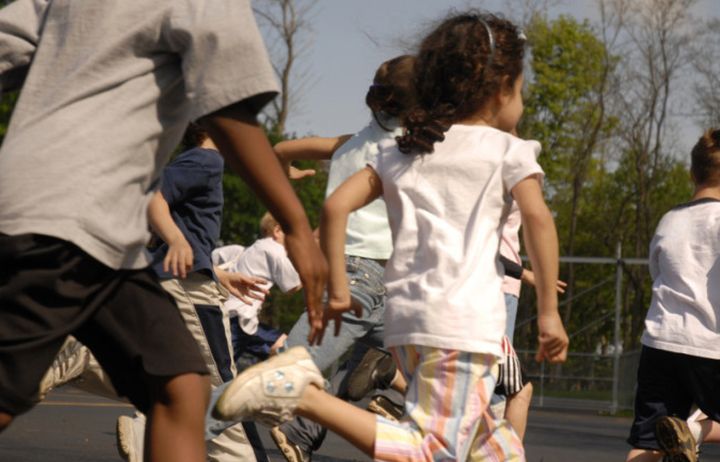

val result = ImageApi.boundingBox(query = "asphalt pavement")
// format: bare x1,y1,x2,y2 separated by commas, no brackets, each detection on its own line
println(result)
2,387,719,461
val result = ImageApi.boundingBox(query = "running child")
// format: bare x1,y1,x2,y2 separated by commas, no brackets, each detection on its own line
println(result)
214,11,568,461
0,1,326,461
268,55,415,462
625,129,720,462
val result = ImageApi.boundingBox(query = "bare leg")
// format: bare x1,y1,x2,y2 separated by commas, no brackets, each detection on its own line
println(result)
145,373,210,462
390,369,408,394
625,449,662,462
295,385,376,456
505,382,533,440
699,418,720,443
0,412,12,432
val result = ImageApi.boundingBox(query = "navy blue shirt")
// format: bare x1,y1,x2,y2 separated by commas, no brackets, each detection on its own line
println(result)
150,147,224,279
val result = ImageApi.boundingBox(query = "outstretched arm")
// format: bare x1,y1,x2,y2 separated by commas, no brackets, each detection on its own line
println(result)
512,176,568,363
147,191,193,278
317,166,383,345
274,135,352,178
200,98,328,342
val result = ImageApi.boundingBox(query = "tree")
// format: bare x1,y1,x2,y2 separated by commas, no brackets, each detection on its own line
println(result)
253,0,317,138
520,14,617,330
692,18,720,127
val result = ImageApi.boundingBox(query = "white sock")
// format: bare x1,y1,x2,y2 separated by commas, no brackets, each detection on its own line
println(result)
687,420,703,446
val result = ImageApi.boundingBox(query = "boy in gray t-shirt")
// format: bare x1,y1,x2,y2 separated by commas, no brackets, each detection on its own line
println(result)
0,1,327,460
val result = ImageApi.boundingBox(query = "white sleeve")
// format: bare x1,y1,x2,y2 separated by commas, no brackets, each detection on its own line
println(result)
270,251,301,293
502,139,544,193
0,0,49,91
212,244,245,267
166,0,279,121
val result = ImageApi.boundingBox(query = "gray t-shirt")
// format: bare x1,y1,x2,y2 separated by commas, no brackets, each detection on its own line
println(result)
0,0,278,269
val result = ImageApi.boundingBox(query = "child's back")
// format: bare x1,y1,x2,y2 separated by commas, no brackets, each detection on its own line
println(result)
643,198,720,357
375,125,542,355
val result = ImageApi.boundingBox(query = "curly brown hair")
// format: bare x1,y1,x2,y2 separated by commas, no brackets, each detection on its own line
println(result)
181,122,209,151
691,128,720,185
396,11,526,155
365,55,417,131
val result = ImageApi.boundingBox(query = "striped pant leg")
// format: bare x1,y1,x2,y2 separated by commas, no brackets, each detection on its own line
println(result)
374,345,524,461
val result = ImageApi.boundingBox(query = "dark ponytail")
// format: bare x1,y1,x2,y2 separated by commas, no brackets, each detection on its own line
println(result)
397,11,526,155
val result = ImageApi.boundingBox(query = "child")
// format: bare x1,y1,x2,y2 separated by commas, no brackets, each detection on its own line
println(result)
625,129,720,462
221,212,302,340
0,1,326,461
268,55,415,461
214,12,568,461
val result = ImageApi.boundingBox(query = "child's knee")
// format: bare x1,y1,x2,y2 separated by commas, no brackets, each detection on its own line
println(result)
0,412,14,432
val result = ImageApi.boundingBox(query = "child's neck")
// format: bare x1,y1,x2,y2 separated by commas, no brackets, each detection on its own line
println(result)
692,184,720,201
200,137,218,151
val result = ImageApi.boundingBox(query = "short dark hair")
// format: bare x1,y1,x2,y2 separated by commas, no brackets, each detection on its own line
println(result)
691,128,720,186
181,122,209,151
365,55,417,125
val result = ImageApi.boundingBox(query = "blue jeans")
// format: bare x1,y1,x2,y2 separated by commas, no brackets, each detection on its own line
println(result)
206,256,402,453
280,256,404,454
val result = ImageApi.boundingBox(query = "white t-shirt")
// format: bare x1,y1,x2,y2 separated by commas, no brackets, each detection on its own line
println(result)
212,245,246,269
325,118,400,260
641,198,720,359
370,125,543,356
222,237,300,335
0,0,278,269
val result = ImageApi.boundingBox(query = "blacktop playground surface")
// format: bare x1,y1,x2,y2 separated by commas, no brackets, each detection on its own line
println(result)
2,387,719,462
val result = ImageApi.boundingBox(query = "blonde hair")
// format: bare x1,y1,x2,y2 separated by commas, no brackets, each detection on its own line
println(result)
691,128,720,185
259,212,280,237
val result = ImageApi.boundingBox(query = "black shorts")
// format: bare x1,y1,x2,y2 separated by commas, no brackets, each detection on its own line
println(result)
628,345,720,450
0,233,208,416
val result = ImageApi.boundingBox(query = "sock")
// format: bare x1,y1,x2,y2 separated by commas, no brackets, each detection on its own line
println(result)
687,420,702,446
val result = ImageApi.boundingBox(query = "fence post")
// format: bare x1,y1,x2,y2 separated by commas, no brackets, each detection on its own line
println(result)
611,241,622,414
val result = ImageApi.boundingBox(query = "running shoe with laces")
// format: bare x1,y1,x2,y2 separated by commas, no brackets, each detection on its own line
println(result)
270,425,311,462
213,346,324,426
345,348,396,401
655,416,699,462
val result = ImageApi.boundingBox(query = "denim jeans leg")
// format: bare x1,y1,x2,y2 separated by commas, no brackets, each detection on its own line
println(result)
280,256,386,453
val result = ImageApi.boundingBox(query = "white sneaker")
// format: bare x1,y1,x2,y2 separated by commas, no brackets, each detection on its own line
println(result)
116,412,145,462
213,346,323,426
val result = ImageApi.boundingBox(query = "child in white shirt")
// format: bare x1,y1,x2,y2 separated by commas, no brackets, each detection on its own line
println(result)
214,11,568,462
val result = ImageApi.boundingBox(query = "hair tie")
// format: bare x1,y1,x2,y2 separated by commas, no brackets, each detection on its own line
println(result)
476,16,496,71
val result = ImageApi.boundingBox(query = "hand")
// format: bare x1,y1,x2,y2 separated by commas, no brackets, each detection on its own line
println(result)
535,313,569,363
215,268,269,304
521,269,567,294
289,165,316,180
319,287,362,342
163,236,193,278
284,230,328,346
269,334,288,355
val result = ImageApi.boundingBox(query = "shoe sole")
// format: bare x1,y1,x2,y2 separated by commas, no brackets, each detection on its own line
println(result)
116,416,135,462
367,399,400,422
655,416,697,462
346,349,394,401
214,346,313,420
270,426,309,462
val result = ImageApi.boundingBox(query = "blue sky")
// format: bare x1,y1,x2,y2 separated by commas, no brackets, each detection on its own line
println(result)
269,0,717,150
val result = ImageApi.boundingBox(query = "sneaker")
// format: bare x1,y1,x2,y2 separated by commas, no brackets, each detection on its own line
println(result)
116,412,145,462
346,348,396,401
213,346,324,426
366,395,404,422
655,416,698,462
270,425,311,462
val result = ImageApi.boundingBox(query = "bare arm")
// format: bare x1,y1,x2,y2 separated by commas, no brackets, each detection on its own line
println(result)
274,135,353,162
317,166,383,344
512,176,568,363
147,190,193,278
200,99,328,342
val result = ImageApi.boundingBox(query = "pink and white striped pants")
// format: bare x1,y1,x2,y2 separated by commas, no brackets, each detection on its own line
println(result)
373,345,525,462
